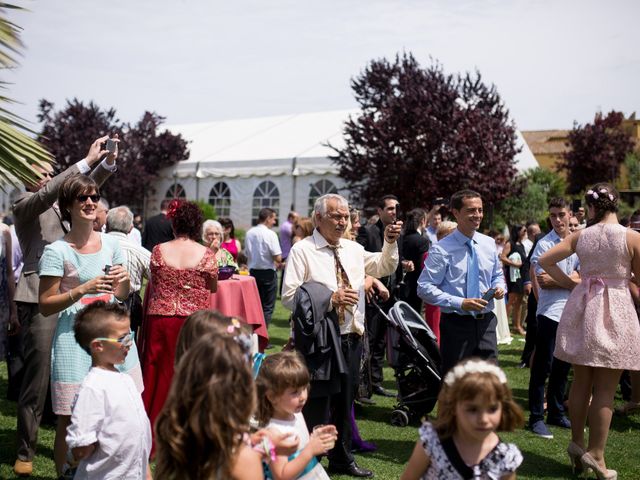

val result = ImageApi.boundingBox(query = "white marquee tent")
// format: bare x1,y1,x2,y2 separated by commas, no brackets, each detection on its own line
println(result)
151,109,538,229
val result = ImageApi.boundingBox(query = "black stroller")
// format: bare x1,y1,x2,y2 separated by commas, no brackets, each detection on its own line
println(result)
375,300,442,426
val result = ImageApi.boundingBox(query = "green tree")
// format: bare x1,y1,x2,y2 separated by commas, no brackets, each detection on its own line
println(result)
0,3,52,186
624,152,640,189
496,167,567,227
194,200,217,221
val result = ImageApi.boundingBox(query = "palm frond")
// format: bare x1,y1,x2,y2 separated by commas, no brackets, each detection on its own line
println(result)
0,3,53,188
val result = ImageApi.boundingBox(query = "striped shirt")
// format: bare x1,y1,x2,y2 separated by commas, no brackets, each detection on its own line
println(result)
107,232,151,293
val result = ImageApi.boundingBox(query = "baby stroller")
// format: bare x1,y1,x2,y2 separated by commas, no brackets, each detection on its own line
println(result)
375,300,442,426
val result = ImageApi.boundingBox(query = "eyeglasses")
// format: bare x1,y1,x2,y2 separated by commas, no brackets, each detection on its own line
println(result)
93,332,133,348
76,194,101,203
327,212,349,223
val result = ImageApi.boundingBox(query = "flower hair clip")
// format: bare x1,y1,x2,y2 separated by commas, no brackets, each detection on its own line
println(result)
443,360,508,387
226,317,253,358
166,199,183,219
586,189,599,200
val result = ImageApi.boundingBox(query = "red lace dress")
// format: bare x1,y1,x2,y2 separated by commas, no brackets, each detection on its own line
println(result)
141,245,217,443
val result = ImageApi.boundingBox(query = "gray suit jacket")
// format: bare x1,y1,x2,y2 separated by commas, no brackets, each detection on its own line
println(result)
12,163,112,303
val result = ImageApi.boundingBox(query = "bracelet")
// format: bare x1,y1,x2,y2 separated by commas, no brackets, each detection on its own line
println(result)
68,290,75,302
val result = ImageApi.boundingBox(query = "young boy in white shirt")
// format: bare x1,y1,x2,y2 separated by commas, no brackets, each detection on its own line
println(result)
65,301,152,479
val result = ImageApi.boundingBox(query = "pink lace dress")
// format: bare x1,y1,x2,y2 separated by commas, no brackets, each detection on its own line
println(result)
554,223,640,369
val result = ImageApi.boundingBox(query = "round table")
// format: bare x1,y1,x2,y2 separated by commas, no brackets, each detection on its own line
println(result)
210,274,269,351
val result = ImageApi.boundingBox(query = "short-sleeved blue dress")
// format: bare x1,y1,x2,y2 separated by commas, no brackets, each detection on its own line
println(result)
39,233,143,415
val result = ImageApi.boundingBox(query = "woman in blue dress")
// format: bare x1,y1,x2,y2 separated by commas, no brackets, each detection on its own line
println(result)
38,174,142,475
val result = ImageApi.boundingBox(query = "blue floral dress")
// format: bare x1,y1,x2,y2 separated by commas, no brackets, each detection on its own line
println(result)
39,233,143,415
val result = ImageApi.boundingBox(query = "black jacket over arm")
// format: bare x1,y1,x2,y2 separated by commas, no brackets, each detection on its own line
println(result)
292,282,347,398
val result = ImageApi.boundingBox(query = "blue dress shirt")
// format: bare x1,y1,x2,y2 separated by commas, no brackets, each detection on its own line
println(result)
417,229,506,315
529,229,579,322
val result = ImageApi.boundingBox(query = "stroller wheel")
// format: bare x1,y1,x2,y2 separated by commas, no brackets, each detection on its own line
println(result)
390,409,410,427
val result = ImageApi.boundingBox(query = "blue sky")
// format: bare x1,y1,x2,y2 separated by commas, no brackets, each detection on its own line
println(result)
6,0,640,130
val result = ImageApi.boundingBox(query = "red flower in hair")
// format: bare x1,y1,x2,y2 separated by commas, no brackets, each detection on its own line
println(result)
166,199,183,219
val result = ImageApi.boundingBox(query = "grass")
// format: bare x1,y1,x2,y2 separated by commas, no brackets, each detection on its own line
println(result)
1,301,639,479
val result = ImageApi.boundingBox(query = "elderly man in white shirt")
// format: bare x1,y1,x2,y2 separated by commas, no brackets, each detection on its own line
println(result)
106,206,151,335
282,193,400,478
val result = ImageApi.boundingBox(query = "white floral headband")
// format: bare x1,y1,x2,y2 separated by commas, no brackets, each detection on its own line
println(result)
586,188,614,202
443,360,507,387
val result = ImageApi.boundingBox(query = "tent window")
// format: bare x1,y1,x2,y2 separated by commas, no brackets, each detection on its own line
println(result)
308,179,338,215
208,182,231,217
252,181,279,226
165,183,186,199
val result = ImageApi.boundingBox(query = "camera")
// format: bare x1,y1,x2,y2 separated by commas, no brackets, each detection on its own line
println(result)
105,138,117,154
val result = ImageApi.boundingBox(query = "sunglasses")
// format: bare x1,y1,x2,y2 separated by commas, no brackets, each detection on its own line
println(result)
93,332,133,348
76,194,101,203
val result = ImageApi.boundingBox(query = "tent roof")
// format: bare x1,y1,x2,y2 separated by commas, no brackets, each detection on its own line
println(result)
163,109,538,177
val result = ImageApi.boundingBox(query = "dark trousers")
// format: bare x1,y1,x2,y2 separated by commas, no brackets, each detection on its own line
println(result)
520,295,538,366
620,370,632,401
303,334,362,468
365,301,390,386
440,312,498,374
250,269,277,327
528,314,571,424
16,302,57,461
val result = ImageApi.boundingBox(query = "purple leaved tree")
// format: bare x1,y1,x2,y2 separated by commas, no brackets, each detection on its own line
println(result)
38,99,189,213
560,111,634,194
330,53,519,210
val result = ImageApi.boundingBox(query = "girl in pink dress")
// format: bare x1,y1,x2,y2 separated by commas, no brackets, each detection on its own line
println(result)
539,183,640,480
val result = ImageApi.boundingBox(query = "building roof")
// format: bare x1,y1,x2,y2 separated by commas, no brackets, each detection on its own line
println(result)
162,109,538,179
521,129,570,155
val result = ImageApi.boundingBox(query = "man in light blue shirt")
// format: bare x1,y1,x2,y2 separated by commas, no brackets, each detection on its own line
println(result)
527,198,579,439
418,189,506,373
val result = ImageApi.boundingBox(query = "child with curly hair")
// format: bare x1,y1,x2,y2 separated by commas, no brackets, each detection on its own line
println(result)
401,359,524,480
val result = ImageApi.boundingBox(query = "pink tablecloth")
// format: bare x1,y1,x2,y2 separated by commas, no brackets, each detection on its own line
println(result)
210,274,269,352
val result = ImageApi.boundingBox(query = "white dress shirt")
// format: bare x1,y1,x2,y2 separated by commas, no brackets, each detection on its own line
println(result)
127,227,142,246
244,223,282,270
66,368,151,480
282,229,398,335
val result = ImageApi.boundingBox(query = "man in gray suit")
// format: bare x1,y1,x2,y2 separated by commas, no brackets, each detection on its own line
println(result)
12,135,118,477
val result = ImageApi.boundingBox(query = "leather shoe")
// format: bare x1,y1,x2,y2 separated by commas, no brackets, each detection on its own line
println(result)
328,462,374,478
372,385,395,397
14,459,33,476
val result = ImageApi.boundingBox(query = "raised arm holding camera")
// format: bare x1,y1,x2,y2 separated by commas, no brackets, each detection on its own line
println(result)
11,135,122,477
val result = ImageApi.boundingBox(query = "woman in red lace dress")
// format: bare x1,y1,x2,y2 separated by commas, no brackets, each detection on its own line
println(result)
140,200,218,441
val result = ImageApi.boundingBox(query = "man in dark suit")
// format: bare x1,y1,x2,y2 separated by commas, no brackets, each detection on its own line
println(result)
401,208,431,312
141,198,175,251
357,194,412,398
11,135,117,477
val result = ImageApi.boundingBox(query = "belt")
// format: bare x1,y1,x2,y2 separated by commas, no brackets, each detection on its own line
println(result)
341,332,361,343
443,311,494,321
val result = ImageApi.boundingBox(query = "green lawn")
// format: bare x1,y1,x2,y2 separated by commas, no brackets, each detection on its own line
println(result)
1,301,639,479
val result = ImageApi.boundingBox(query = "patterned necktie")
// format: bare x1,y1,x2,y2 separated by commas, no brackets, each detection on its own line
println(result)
328,245,351,325
466,238,480,299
